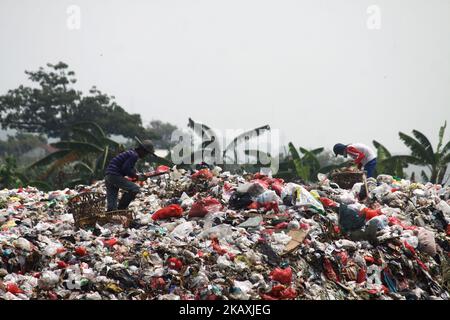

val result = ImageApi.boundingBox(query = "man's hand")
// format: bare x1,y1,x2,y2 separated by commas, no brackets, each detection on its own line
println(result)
137,174,148,182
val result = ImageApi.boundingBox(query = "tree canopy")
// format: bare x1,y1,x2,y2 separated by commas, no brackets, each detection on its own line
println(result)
0,62,146,139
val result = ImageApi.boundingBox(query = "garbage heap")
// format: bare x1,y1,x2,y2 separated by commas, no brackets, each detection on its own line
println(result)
0,167,449,300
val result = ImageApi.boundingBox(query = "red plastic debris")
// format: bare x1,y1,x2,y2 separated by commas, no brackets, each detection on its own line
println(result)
275,222,288,229
57,261,68,269
48,291,58,300
167,257,183,270
155,165,170,174
152,204,184,220
191,169,213,181
361,208,382,221
323,258,340,282
320,197,337,208
357,268,367,283
270,179,284,196
6,283,24,295
188,197,222,218
262,284,297,300
56,247,66,254
364,256,374,264
301,223,310,230
247,202,259,210
211,237,227,255
270,267,292,284
103,238,118,247
335,251,348,266
150,277,166,289
75,246,87,256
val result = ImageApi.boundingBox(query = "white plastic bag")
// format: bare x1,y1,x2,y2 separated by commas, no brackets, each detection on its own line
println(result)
294,186,324,213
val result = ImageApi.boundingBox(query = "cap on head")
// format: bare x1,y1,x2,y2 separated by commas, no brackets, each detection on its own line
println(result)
333,143,347,156
135,136,155,155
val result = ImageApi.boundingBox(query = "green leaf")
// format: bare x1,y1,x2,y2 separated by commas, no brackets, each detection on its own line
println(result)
399,132,434,164
381,155,423,166
373,140,392,158
441,140,450,156
27,180,52,191
421,170,429,182
437,121,447,153
412,129,434,156
100,145,110,170
72,161,94,174
300,147,324,155
51,141,103,154
288,142,309,180
71,127,103,146
27,149,72,168
223,125,270,156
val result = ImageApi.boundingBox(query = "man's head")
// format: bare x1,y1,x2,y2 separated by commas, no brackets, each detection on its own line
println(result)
333,143,347,157
135,139,155,158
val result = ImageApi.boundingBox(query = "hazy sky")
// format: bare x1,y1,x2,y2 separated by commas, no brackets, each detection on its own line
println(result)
1,0,449,153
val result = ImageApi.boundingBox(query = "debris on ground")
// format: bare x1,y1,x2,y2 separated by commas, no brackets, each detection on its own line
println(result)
0,167,449,300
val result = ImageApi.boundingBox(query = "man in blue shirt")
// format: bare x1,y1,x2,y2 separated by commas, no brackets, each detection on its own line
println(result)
105,139,154,211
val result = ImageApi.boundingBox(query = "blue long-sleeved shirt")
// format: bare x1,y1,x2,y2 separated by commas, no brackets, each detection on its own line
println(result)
105,150,139,177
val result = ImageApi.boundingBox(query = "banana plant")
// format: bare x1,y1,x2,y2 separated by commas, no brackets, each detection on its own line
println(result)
382,121,450,184
278,142,350,182
182,118,271,172
372,140,407,178
28,122,124,185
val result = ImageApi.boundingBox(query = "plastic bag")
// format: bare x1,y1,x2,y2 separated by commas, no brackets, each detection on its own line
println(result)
152,204,184,220
191,169,213,181
170,221,194,239
339,204,366,232
294,186,324,213
270,267,292,284
188,197,222,218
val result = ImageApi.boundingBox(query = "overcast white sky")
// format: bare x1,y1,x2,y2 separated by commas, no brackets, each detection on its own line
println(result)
1,0,449,153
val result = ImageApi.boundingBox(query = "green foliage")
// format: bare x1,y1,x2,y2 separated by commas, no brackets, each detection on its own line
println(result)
0,62,145,139
385,122,450,184
0,156,25,189
281,142,349,182
0,133,47,160
28,122,125,187
372,140,407,178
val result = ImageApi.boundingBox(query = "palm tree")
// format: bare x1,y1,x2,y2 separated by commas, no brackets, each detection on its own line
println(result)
385,121,450,184
372,140,407,178
182,118,271,172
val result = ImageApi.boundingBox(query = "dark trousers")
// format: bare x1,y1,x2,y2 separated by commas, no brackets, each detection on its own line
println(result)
364,158,377,178
105,174,140,211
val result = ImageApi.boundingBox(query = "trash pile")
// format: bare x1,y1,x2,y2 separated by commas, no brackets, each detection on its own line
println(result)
0,167,449,300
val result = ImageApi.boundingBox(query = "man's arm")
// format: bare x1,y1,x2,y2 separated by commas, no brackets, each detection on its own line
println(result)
346,146,365,167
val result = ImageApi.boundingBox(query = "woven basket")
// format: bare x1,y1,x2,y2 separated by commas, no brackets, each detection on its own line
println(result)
67,192,134,229
331,171,364,189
